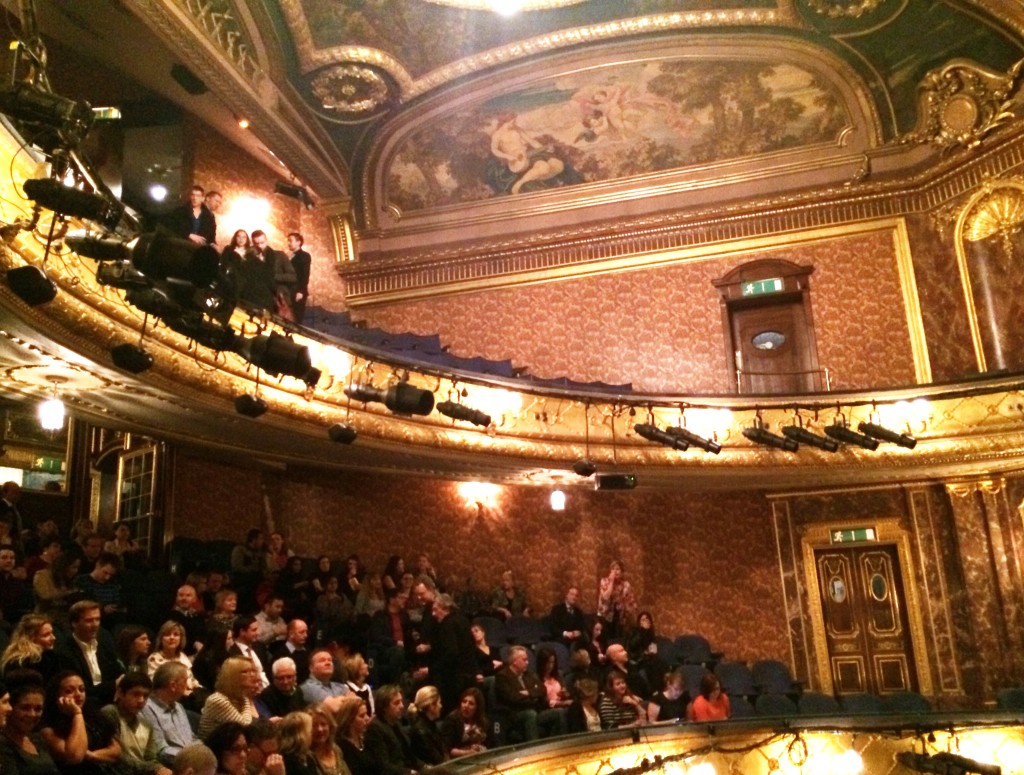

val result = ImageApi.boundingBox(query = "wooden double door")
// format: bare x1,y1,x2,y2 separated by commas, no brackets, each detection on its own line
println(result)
815,544,918,695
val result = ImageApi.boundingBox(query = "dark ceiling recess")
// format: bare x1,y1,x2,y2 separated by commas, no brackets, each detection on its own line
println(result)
170,64,208,96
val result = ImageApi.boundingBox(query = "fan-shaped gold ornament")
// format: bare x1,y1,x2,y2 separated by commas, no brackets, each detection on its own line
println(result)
964,189,1024,242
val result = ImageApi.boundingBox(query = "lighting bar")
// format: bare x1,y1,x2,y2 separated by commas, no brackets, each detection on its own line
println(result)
634,423,689,451
824,423,879,450
859,421,917,449
437,400,491,427
782,425,839,452
663,426,722,454
344,381,435,416
743,426,798,452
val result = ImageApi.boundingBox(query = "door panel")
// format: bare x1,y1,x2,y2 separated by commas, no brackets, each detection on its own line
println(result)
731,300,818,393
816,545,917,695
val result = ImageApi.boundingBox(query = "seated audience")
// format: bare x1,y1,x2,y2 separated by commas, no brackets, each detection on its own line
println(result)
469,623,502,683
264,533,292,573
203,723,256,775
167,586,207,654
364,685,418,774
495,645,564,742
169,743,215,775
100,672,170,775
140,663,195,766
104,522,142,559
200,572,227,617
190,626,231,693
687,672,731,722
314,577,354,641
268,620,309,684
0,672,61,775
2,614,61,685
274,559,312,622
229,530,265,611
300,650,347,705
548,586,586,650
585,619,608,668
33,548,81,627
407,686,447,767
227,617,270,691
439,687,488,758
116,625,152,675
55,600,124,706
381,556,405,594
241,720,283,775
335,695,374,775
648,668,688,722
603,643,649,700
307,704,347,775
340,556,364,608
146,622,201,698
341,655,373,716
536,646,572,713
78,536,106,578
309,557,334,597
253,596,287,646
197,656,258,738
566,678,602,734
598,670,644,729
353,574,385,622
564,648,597,700
277,712,317,775
0,546,31,622
207,590,238,631
258,658,306,719
74,553,125,631
490,570,530,620
626,611,669,693
40,670,122,775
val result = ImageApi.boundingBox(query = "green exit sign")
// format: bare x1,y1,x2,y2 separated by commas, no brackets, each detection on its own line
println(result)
741,277,783,297
33,456,63,474
830,527,877,544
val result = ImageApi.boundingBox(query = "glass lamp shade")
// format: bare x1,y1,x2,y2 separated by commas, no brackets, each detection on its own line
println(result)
38,396,65,431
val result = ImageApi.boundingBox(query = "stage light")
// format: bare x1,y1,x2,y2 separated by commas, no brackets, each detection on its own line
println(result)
234,394,268,418
437,400,491,427
66,233,131,260
328,423,357,444
22,178,122,229
274,181,314,210
0,82,93,147
96,261,148,290
743,425,798,452
164,314,238,351
110,344,153,374
344,381,435,416
782,425,839,452
125,287,181,318
859,421,917,449
5,265,56,305
573,459,597,478
595,473,637,490
130,232,220,286
824,422,879,450
663,426,722,454
896,751,1001,775
239,332,312,379
634,423,689,451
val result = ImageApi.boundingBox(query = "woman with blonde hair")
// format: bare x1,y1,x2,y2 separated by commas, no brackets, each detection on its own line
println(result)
197,656,258,738
308,704,349,775
147,620,201,694
1,613,60,685
277,711,318,775
208,589,238,629
407,685,446,766
334,696,373,775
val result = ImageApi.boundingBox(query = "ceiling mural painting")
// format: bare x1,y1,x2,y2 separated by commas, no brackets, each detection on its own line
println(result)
384,58,848,211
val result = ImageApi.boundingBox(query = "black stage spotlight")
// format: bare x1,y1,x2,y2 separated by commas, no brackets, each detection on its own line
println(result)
125,287,181,318
782,425,839,452
572,459,597,478
240,332,312,379
858,421,917,449
0,82,93,148
896,751,1001,775
328,423,357,444
274,181,314,209
634,423,689,451
743,425,799,452
110,343,153,374
22,179,122,229
234,394,268,418
96,261,148,289
65,234,131,260
663,426,722,454
5,265,56,305
131,232,220,286
595,473,637,490
344,381,435,416
824,422,879,450
437,400,491,427
164,314,238,351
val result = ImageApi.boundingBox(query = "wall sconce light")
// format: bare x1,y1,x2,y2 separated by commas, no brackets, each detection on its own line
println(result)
743,416,798,452
6,265,57,305
858,421,917,449
345,381,435,416
327,423,357,444
437,400,491,427
782,424,839,452
37,378,66,431
550,490,565,511
824,418,879,450
634,422,689,451
664,426,722,454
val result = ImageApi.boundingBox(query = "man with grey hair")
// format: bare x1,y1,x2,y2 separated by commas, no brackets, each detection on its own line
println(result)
171,743,217,775
495,645,565,741
429,593,477,711
259,656,307,717
140,661,196,765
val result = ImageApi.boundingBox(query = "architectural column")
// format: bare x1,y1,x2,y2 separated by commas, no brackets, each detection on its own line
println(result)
944,478,1024,695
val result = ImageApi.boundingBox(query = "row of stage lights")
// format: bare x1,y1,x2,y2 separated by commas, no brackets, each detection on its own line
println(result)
0,72,921,470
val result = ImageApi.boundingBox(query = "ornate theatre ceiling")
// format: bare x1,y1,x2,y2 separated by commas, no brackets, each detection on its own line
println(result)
2,0,1024,487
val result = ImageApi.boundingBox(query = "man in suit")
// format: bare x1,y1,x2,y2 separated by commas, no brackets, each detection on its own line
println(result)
286,232,311,324
237,231,296,314
0,481,28,538
269,618,310,683
548,585,586,650
495,645,565,741
426,593,477,712
165,185,217,246
56,599,124,705
227,615,270,690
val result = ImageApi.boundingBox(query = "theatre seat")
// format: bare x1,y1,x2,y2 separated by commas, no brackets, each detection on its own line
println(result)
797,692,841,715
881,691,932,714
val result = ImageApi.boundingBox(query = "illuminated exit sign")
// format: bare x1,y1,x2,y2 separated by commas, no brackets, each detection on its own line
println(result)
831,527,877,544
741,277,783,296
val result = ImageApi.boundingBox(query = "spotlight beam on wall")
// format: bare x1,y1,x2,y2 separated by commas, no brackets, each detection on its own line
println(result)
859,421,917,449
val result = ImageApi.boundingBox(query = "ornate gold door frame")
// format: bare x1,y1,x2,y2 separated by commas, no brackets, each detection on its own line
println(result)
801,518,933,696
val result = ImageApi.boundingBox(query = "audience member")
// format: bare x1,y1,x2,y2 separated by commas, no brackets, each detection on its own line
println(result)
381,557,404,594
341,655,373,716
165,186,216,246
77,536,105,577
597,670,644,729
300,650,347,705
100,671,170,775
276,711,317,775
33,547,81,627
536,647,572,713
170,743,216,775
314,577,353,642
0,481,28,537
286,233,311,325
55,600,123,705
367,591,409,686
687,672,731,722
236,232,296,315
201,722,251,775
407,685,447,766
647,668,688,722
469,623,501,684
427,594,477,713
626,611,669,693
190,625,232,693
0,672,61,775
203,191,223,219
208,590,238,631
340,556,363,608
115,625,152,675
197,657,258,738
104,522,142,559
1,614,60,684
364,685,418,774
334,695,374,775
227,617,270,691
306,704,347,775
439,687,488,758
564,648,597,700
548,586,586,650
243,720,283,775
253,596,287,646
566,678,602,734
40,670,121,775
603,643,649,701
596,560,636,638
201,572,227,617
0,546,30,622
490,570,529,620
140,662,196,766
264,534,292,573
268,619,310,684
258,658,305,719
146,622,200,698
168,586,207,654
495,645,563,742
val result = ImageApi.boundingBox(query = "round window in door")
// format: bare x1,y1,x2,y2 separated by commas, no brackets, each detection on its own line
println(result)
828,575,847,603
870,572,889,601
751,330,787,351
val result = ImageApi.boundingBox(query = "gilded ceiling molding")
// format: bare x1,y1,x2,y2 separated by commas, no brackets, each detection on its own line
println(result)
804,0,887,18
177,0,261,81
281,2,784,100
902,58,1024,151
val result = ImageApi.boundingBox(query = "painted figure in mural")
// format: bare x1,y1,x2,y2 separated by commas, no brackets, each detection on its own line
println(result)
485,112,566,195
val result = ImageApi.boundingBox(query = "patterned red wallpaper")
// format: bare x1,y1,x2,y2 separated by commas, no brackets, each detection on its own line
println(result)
356,229,916,393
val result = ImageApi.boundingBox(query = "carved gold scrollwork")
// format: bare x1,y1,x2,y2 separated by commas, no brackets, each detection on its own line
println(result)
309,64,393,118
180,0,260,80
902,58,1024,150
804,0,887,19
